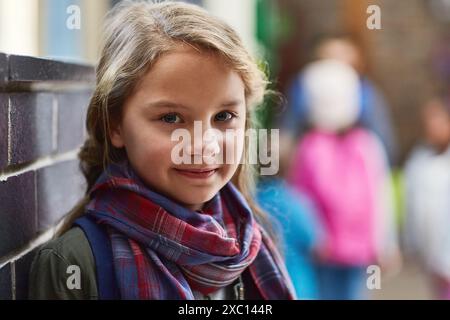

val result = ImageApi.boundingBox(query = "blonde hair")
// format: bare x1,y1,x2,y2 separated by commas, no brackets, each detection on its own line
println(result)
57,0,274,239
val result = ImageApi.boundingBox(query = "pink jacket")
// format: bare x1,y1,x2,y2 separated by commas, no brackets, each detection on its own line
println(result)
287,128,392,266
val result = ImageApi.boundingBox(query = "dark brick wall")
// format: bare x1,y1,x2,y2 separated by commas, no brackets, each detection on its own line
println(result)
0,53,7,83
0,53,94,300
0,94,7,168
0,171,37,258
0,264,11,300
9,93,54,166
37,160,86,233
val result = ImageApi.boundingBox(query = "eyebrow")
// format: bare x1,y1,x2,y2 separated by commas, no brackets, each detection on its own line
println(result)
144,99,243,110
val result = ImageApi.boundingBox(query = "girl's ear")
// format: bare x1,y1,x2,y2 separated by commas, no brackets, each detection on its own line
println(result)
110,122,125,148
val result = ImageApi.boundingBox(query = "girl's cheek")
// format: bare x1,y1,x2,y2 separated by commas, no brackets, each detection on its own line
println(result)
149,140,179,167
149,140,173,155
130,126,168,155
223,133,245,166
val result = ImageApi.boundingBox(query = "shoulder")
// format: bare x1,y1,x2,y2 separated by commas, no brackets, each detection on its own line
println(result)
29,227,98,300
351,127,381,144
406,145,433,164
44,227,93,263
352,128,389,162
404,145,434,177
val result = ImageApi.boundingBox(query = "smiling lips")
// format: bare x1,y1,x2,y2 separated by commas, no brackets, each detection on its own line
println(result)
174,167,218,179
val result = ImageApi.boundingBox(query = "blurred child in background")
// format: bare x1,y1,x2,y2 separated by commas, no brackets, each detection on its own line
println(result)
256,135,323,299
287,60,399,300
281,35,398,166
403,96,450,300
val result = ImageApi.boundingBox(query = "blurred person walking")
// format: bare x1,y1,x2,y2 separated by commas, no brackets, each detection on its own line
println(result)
287,60,399,300
403,96,450,300
281,35,398,167
256,137,323,299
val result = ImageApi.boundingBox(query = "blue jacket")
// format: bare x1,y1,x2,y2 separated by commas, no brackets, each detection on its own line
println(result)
256,178,322,299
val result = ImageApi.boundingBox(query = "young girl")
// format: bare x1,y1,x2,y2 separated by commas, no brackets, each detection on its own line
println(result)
29,1,295,300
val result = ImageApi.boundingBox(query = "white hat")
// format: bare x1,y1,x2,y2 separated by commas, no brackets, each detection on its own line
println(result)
302,59,361,132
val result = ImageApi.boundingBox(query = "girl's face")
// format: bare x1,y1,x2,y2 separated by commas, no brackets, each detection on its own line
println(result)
110,45,247,211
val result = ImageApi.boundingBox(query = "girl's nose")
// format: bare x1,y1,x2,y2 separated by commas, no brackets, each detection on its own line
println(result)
185,130,221,163
203,131,221,160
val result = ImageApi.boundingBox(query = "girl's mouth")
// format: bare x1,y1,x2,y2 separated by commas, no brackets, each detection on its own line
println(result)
173,168,218,179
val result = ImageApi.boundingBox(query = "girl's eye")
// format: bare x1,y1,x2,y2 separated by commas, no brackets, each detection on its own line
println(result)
215,111,236,122
160,113,182,124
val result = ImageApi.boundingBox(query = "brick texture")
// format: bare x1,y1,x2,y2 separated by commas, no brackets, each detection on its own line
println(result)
0,53,7,84
9,55,94,83
37,160,86,232
0,264,12,300
0,94,7,169
9,93,54,166
56,90,92,153
0,171,36,258
0,52,94,300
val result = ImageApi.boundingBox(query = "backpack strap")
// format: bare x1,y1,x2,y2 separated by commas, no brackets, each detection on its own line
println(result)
73,216,120,300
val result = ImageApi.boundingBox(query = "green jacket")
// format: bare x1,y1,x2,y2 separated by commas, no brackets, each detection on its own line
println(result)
29,227,98,299
28,227,238,300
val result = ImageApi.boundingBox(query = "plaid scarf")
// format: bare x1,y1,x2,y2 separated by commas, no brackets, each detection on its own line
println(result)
84,160,296,300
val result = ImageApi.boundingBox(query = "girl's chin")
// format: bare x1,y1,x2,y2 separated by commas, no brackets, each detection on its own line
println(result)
176,194,216,210
142,178,217,208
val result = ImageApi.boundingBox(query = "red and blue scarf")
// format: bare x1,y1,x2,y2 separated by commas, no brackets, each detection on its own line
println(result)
84,160,296,300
